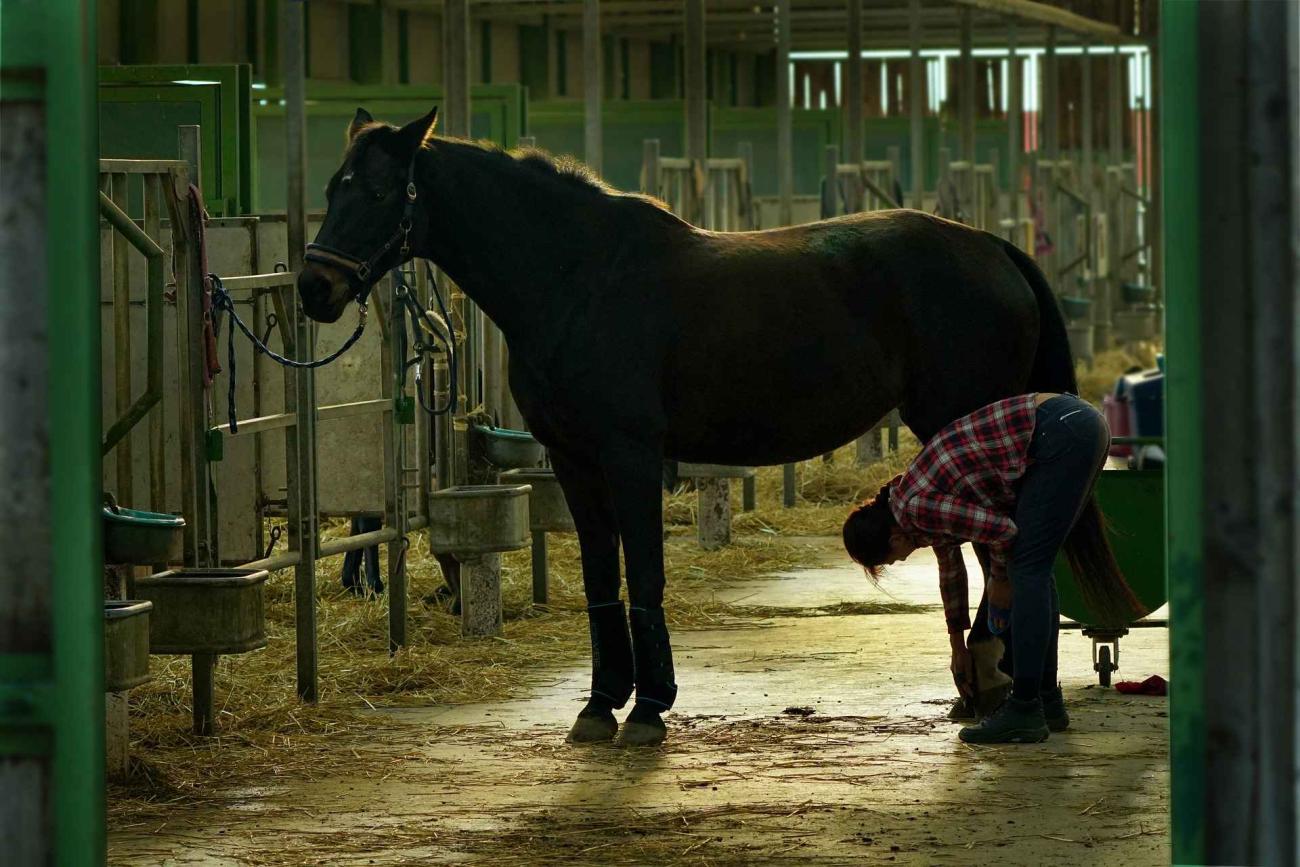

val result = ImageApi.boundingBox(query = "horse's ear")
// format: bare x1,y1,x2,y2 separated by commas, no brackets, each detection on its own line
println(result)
347,107,374,143
397,107,438,153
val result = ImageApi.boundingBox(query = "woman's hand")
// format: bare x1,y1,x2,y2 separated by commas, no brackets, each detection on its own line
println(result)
987,576,1013,635
949,633,975,698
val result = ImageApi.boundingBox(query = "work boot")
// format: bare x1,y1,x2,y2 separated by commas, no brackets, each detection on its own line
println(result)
1041,685,1070,732
959,696,1050,744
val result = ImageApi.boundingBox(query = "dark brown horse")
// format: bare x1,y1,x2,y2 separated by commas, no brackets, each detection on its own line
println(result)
298,108,1092,746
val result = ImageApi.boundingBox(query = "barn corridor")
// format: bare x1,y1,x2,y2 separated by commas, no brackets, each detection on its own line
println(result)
109,543,1168,865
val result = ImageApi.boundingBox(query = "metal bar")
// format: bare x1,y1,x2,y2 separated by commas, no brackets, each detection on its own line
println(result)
381,280,408,652
96,158,189,174
219,272,298,291
192,653,216,736
318,527,401,558
845,0,863,170
282,0,319,705
239,550,302,573
531,531,549,605
1,15,103,851
684,0,707,225
1007,18,1022,234
583,0,602,173
99,191,167,455
776,0,793,227
144,174,166,512
211,398,393,437
908,0,923,208
958,5,975,162
172,131,213,567
859,172,900,209
443,0,471,138
1160,4,1202,860
111,173,132,504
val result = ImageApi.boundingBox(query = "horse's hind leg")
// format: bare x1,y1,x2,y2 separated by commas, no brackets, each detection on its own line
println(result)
599,438,676,746
551,450,634,743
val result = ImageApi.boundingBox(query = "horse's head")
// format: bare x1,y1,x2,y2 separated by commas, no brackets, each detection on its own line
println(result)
297,106,438,323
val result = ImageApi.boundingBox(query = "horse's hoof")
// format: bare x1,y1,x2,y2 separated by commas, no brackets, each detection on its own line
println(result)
616,706,667,747
566,711,618,744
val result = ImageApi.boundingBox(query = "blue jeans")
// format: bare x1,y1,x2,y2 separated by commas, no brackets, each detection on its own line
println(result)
1006,395,1110,695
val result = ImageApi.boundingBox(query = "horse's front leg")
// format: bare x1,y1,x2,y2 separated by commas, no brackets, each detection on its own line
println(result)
551,449,634,743
600,437,676,746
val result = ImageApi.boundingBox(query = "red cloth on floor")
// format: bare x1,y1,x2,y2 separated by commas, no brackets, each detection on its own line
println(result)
1115,675,1168,696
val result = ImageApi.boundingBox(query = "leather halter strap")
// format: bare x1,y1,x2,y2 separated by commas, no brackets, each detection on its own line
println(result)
304,152,420,304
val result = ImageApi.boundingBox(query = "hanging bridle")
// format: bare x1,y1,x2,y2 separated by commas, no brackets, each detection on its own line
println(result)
303,150,421,304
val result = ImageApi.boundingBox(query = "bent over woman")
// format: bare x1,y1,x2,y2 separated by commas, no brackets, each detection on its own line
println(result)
842,393,1143,744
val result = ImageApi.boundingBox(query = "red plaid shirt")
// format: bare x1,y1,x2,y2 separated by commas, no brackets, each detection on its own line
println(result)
889,395,1039,633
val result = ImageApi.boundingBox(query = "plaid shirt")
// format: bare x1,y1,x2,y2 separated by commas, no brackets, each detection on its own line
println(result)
889,395,1039,632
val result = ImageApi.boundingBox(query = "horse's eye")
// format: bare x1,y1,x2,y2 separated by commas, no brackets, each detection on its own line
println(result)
373,190,384,201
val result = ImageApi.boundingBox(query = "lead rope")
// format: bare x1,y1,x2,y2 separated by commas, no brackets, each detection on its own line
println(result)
210,273,370,434
389,265,458,416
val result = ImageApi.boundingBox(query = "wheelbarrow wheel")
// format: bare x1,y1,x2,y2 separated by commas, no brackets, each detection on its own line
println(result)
1097,645,1113,687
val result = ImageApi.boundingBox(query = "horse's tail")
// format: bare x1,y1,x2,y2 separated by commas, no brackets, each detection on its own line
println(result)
999,239,1078,395
1000,239,1147,627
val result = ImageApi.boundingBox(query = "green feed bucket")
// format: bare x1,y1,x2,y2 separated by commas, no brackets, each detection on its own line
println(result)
103,504,185,565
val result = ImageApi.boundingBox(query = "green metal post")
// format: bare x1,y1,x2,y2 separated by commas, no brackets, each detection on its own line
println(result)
1160,2,1204,863
2,0,103,863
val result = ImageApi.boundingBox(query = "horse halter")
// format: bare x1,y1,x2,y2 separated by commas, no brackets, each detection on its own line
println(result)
303,150,421,306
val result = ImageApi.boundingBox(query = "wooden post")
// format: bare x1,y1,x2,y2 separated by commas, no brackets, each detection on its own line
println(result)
908,0,924,208
684,0,707,225
958,5,975,163
583,0,602,173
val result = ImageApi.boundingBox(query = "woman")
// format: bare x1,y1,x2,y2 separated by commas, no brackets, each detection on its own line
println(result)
842,392,1142,743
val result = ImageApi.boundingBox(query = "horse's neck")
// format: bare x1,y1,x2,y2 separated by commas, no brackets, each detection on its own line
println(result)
418,146,614,354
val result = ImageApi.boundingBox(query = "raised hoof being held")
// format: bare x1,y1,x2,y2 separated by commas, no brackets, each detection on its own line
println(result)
566,708,618,744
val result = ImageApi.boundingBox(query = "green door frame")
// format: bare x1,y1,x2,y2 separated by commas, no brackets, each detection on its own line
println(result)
1,0,104,863
1160,1,1203,863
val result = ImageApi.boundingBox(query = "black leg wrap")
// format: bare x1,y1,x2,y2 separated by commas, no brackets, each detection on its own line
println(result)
629,606,678,711
587,602,635,710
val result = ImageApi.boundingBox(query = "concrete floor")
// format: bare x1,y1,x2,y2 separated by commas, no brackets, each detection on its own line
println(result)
109,542,1169,865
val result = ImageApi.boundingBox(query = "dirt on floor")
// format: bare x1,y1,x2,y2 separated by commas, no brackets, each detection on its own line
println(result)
108,540,1169,866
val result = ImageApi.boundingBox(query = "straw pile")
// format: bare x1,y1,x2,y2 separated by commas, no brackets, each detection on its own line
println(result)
1077,342,1162,406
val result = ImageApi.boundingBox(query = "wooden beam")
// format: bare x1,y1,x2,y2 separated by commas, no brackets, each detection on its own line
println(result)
844,0,863,164
948,0,1128,44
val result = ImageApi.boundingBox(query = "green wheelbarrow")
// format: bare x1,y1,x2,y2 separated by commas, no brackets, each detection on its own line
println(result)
1053,437,1168,686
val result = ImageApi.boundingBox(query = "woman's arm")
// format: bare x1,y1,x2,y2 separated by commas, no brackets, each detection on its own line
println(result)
935,544,971,634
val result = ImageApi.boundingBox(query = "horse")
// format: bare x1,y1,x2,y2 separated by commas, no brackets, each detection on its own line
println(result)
298,107,1095,747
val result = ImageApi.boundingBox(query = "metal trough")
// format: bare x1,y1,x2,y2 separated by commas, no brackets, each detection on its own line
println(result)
135,568,269,655
104,600,152,692
427,484,532,556
499,468,575,606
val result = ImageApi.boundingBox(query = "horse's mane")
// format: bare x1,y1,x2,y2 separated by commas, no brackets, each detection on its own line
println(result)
351,123,679,221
